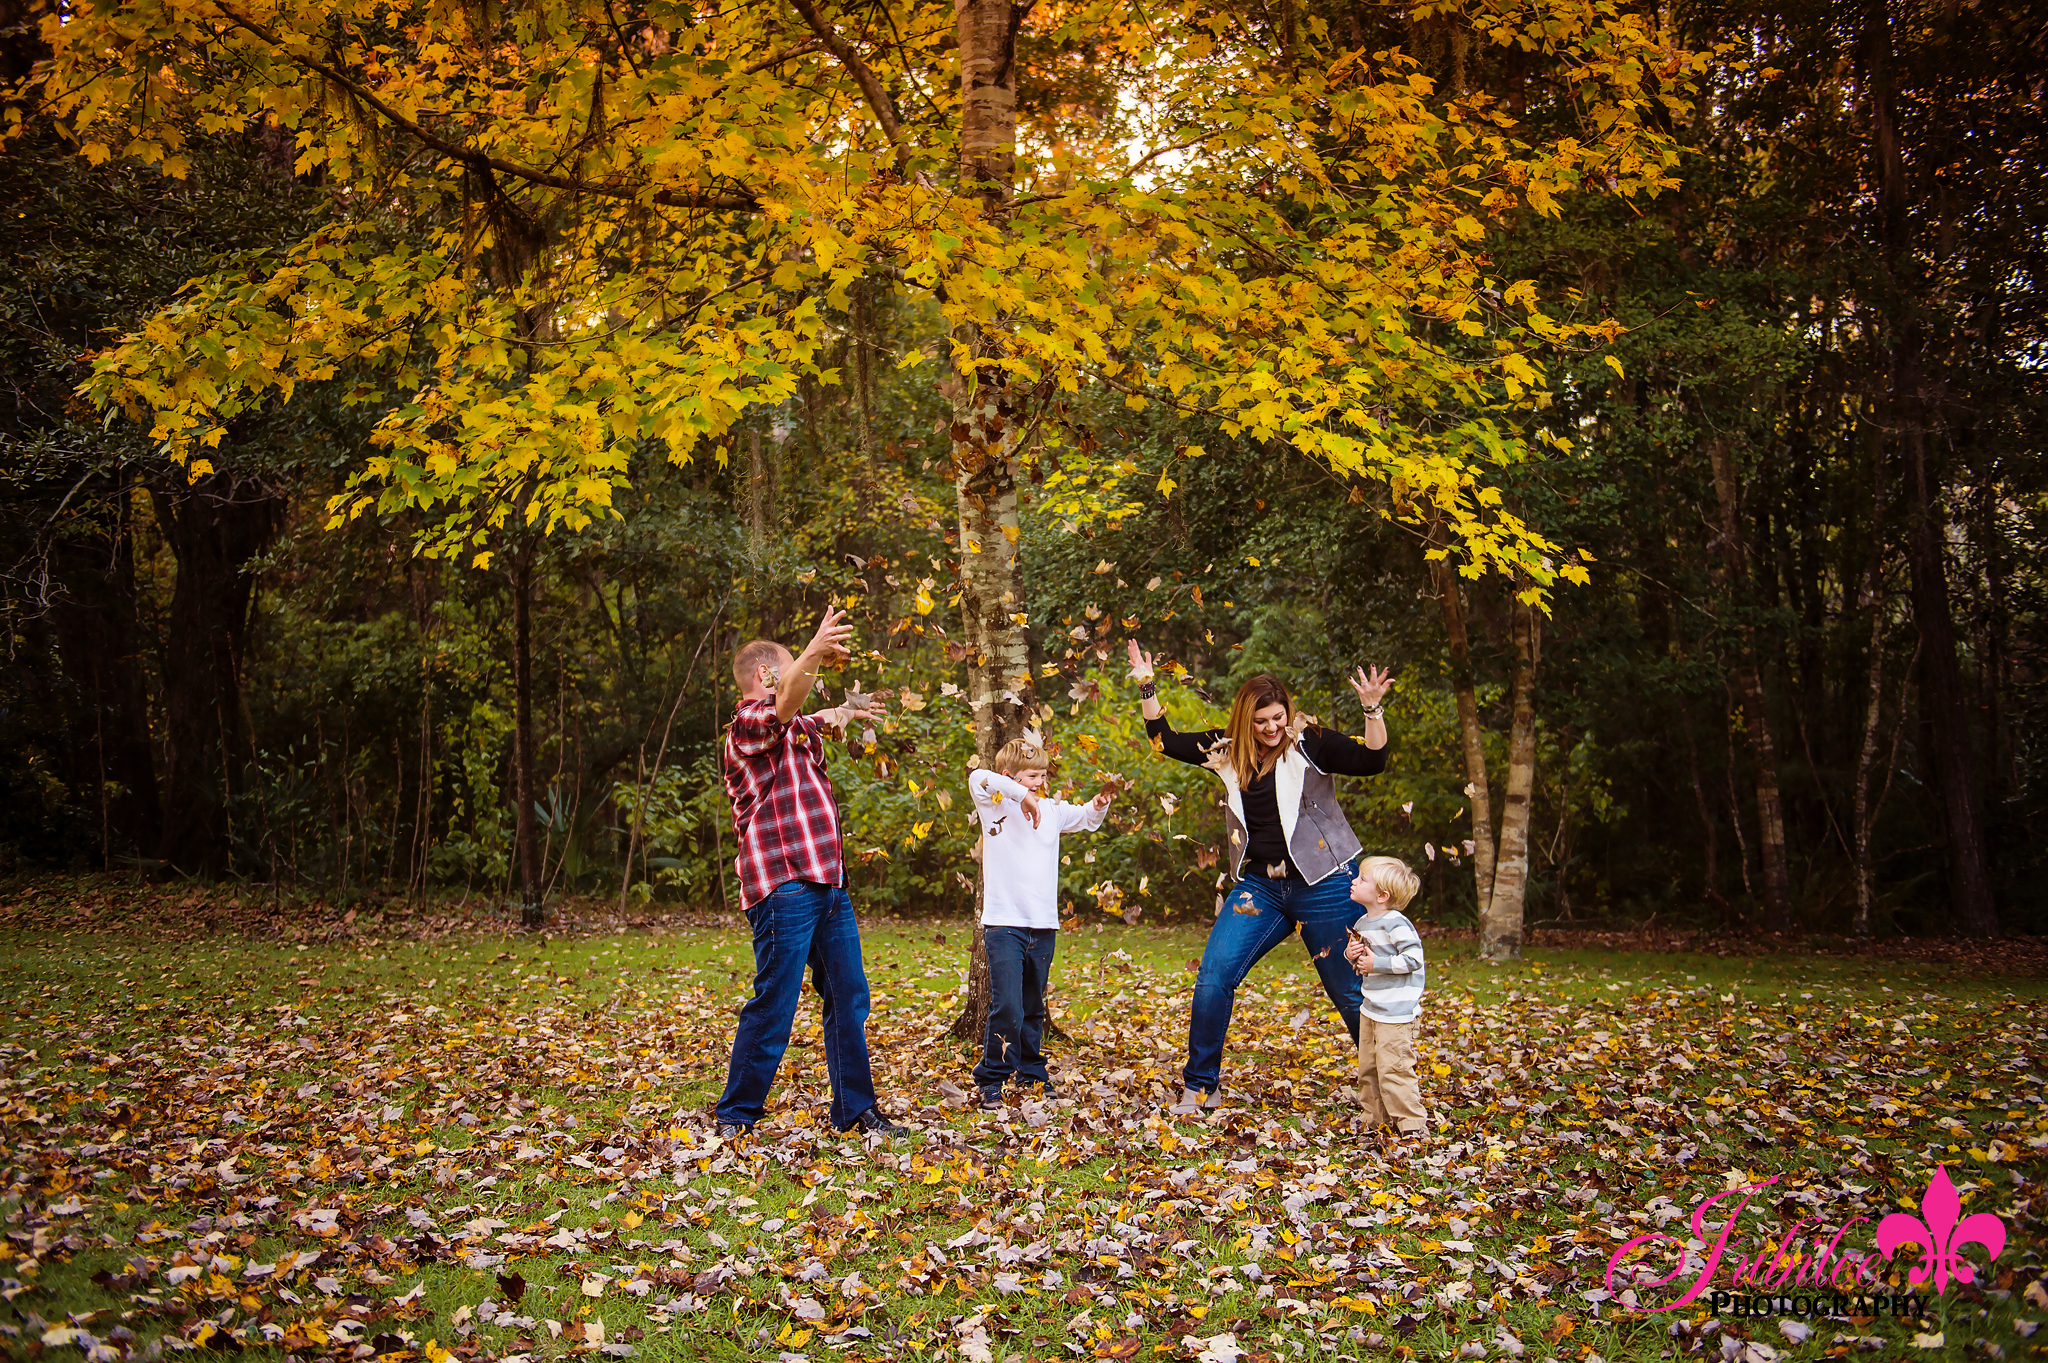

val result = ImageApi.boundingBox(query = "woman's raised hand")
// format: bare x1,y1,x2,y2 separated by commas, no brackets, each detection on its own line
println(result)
1349,665,1393,708
1126,639,1155,681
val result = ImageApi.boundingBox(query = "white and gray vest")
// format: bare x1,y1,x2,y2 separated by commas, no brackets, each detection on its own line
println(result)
1215,745,1364,886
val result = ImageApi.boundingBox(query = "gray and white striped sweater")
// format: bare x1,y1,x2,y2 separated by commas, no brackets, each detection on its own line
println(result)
1353,909,1426,1023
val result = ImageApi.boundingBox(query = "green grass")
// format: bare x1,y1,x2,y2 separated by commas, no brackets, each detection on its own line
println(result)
0,884,2041,1363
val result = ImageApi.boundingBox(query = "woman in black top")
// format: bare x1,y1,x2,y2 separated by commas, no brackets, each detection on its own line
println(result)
1127,640,1392,1115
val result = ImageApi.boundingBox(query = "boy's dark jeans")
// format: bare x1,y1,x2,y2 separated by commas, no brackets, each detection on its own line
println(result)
715,879,880,1131
974,925,1057,1090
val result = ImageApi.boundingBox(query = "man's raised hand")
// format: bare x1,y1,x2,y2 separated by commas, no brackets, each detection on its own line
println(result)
805,606,855,665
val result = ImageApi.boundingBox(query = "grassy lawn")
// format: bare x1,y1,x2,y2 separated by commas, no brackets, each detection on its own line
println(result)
0,879,2041,1363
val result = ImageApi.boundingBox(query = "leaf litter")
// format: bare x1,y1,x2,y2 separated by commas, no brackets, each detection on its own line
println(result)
0,886,2043,1363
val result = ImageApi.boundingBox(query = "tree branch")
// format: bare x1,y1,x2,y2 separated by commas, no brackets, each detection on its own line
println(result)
745,38,825,75
786,0,910,176
209,2,760,213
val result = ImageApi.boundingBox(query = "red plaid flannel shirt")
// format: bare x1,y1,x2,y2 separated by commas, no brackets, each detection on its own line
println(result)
724,698,844,907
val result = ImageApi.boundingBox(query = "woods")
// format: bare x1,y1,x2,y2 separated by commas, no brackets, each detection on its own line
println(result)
1,0,2041,946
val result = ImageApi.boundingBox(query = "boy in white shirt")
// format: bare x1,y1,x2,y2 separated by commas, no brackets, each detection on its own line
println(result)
1341,855,1428,1135
968,739,1114,1110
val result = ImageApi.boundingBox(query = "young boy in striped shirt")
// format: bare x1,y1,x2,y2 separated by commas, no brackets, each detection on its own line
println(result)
1341,856,1428,1136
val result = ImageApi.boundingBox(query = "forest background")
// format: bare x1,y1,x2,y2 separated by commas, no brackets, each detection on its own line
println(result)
1,0,2042,949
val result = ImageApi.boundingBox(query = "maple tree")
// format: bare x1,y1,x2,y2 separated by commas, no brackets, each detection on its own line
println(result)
8,0,2034,941
23,0,1709,965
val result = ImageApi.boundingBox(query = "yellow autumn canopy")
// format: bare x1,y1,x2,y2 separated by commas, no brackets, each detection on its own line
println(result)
27,0,1703,580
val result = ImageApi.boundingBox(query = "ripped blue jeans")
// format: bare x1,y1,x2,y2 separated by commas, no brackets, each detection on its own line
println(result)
1183,859,1361,1094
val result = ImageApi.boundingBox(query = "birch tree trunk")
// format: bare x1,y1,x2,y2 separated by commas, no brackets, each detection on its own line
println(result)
947,0,1033,1043
1479,588,1540,959
1706,436,1793,924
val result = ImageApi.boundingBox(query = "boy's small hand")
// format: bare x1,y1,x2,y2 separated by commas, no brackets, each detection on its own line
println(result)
1343,939,1372,974
1092,788,1115,810
1021,794,1042,828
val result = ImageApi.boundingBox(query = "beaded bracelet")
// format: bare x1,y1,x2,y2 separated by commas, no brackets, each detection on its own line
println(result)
1137,681,1158,700
1360,702,1385,719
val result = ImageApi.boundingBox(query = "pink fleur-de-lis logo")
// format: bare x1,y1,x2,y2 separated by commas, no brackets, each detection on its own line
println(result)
1875,1165,2007,1294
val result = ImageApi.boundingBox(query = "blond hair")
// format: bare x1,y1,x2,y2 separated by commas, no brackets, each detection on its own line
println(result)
1358,855,1421,910
992,739,1049,777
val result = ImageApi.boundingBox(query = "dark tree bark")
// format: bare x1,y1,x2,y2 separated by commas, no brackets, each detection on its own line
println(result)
1429,546,1496,935
511,532,545,925
149,472,284,873
1860,0,1998,937
1706,436,1793,924
48,479,161,865
1896,393,1997,936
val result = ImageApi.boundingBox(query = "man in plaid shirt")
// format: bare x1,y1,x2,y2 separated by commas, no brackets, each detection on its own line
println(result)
714,607,905,1138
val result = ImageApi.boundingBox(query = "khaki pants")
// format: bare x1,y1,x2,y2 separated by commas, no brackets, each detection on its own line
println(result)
1358,1017,1428,1133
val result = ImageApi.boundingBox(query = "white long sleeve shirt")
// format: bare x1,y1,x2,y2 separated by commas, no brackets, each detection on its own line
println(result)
968,768,1108,929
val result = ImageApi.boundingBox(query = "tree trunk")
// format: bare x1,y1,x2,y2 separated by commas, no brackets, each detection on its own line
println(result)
48,478,161,866
1479,587,1539,959
1852,564,1885,938
1896,404,1997,936
511,533,545,925
1706,436,1793,924
150,471,284,874
1430,553,1496,921
1686,732,1725,916
853,278,878,475
746,423,771,560
947,0,1031,1043
1852,444,1888,938
1858,0,1997,938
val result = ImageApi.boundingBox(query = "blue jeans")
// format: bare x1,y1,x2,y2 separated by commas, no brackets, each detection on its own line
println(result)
974,926,1057,1089
715,880,880,1131
1184,859,1361,1093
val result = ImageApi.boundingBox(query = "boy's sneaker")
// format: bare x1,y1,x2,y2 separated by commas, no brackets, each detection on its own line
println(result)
977,1087,1005,1111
